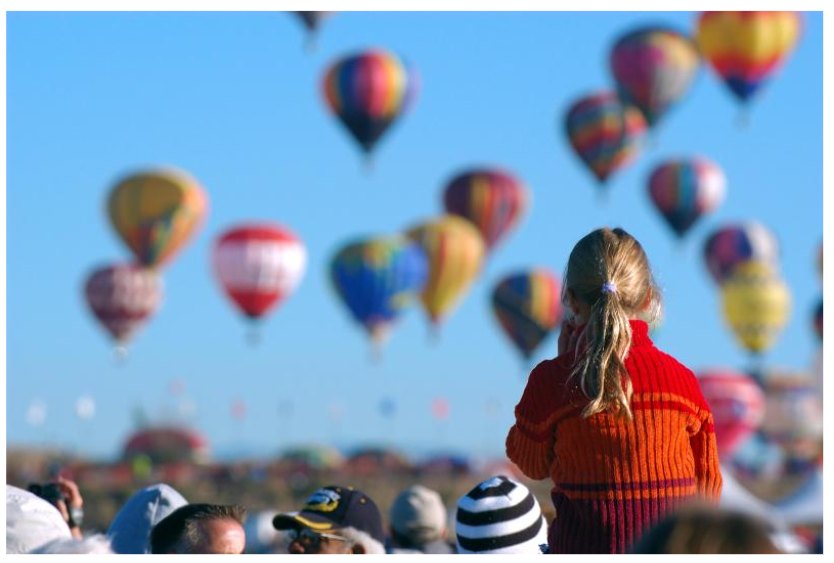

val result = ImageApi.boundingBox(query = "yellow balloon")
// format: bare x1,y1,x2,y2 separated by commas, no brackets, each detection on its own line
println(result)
406,215,485,327
722,260,791,354
108,168,208,269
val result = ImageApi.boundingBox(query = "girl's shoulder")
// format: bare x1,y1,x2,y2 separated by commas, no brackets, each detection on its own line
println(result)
632,345,710,409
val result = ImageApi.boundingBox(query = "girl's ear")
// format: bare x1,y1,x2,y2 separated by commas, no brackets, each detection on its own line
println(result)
640,287,653,311
566,289,580,315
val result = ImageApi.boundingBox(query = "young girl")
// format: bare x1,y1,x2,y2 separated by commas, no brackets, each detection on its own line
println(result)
506,227,722,554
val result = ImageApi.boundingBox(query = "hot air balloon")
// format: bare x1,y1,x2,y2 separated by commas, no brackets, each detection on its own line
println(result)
698,369,765,458
721,260,791,355
108,168,208,270
565,91,647,188
696,11,802,105
648,157,726,239
704,222,780,285
322,49,420,163
406,216,485,331
610,27,700,128
292,11,334,50
491,269,563,362
442,168,528,253
813,299,822,342
84,263,162,353
330,235,428,352
212,223,306,340
758,369,823,461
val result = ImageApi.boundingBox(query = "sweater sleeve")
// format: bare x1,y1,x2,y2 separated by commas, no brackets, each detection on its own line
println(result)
686,379,723,502
505,361,561,481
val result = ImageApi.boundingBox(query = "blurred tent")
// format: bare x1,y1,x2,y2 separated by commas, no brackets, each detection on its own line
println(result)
345,446,412,474
417,453,472,475
122,426,209,464
279,444,344,471
774,466,824,526
719,465,781,526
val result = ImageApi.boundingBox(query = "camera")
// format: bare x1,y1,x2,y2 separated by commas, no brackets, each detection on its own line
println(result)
27,483,83,528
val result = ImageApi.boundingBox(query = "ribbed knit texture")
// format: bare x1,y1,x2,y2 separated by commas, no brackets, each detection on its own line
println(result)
506,320,722,554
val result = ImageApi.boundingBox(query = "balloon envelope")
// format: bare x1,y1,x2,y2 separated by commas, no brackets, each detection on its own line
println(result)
704,222,779,285
330,235,428,346
213,223,306,321
565,91,647,185
108,169,208,269
610,27,700,127
698,369,765,458
697,11,802,103
443,168,528,252
322,49,419,155
406,216,485,327
721,261,791,355
294,11,334,32
492,269,563,360
84,263,162,346
759,370,823,458
648,157,726,238
813,299,822,342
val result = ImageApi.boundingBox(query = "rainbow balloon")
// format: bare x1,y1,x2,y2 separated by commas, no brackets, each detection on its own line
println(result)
648,157,726,239
703,222,780,285
565,91,647,186
697,11,802,104
322,49,420,157
610,27,700,127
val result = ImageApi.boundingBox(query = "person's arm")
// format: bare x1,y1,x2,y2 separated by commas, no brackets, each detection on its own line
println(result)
54,477,84,539
689,402,722,502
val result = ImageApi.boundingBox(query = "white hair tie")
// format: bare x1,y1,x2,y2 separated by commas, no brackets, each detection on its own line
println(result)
602,282,618,294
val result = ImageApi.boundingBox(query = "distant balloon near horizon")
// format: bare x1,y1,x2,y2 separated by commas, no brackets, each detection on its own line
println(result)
648,157,726,239
212,223,307,334
703,222,780,285
491,269,563,362
721,260,791,355
322,49,420,162
406,216,486,330
107,168,208,270
442,168,529,253
697,11,802,105
75,395,96,421
565,91,647,188
330,235,429,352
610,26,700,128
431,397,450,421
84,263,162,352
697,369,765,458
26,400,47,428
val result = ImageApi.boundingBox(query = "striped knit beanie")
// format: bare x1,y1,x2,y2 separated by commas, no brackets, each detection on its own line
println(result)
455,476,548,554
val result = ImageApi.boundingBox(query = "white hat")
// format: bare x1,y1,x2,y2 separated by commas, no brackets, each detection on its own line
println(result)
6,485,72,554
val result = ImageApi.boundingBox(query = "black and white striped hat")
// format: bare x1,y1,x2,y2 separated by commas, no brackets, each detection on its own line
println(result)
455,476,548,554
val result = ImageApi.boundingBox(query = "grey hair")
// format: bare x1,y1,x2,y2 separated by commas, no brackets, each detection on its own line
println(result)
339,527,386,555
32,534,115,554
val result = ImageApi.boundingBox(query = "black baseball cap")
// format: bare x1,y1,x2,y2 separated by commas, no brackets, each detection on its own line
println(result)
273,486,385,545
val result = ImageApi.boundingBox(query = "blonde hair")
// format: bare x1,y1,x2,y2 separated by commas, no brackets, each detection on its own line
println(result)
563,227,661,421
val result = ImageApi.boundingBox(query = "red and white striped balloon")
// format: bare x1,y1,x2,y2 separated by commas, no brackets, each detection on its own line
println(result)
212,223,306,321
698,368,765,458
84,263,162,347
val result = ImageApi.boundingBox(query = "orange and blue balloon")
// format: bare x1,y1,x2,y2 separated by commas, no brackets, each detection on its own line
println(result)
565,91,647,186
610,27,700,127
492,269,562,361
648,157,726,238
322,49,419,157
697,11,802,104
443,168,528,253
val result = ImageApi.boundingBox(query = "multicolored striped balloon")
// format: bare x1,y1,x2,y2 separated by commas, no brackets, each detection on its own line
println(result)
294,11,334,33
212,223,306,322
565,91,647,185
84,263,162,349
813,298,822,342
697,11,802,104
443,168,528,253
722,260,791,355
610,27,700,127
648,157,726,238
492,269,563,361
330,236,428,349
406,216,485,328
703,222,780,285
322,49,420,157
698,368,765,458
108,168,208,270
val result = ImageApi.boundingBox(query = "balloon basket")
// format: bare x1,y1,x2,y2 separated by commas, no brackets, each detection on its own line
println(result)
362,154,375,175
304,33,318,54
246,328,261,347
113,345,128,366
736,108,751,130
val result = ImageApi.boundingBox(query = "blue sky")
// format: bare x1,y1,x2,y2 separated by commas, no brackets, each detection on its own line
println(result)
6,11,822,460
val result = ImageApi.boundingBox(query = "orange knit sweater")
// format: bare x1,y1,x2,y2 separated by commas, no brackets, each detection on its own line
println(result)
506,320,722,553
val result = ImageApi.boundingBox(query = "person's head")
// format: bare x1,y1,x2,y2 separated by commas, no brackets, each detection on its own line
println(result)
563,227,661,421
389,485,448,549
272,486,385,554
456,476,548,554
149,503,246,554
630,506,782,554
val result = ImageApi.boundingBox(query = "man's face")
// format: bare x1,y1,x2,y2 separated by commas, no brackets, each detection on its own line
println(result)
192,518,246,554
287,528,356,554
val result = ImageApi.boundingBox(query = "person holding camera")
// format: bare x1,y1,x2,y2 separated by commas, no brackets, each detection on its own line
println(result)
27,476,85,539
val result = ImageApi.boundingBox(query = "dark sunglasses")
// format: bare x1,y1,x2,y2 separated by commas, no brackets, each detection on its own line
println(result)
287,527,348,549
